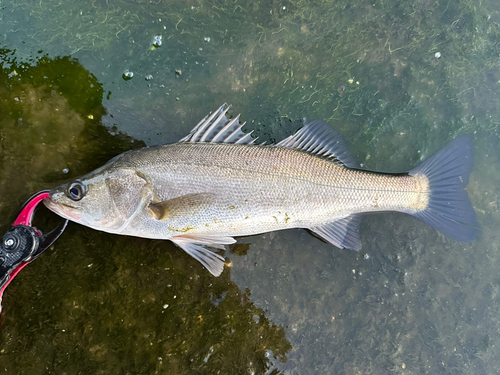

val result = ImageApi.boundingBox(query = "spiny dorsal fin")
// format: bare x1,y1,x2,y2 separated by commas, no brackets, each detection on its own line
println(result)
179,104,257,145
276,120,358,168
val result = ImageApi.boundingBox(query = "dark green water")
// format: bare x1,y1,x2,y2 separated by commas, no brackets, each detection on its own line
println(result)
0,0,500,374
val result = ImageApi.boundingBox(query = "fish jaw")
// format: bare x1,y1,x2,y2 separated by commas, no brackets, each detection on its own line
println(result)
43,193,82,222
44,193,126,233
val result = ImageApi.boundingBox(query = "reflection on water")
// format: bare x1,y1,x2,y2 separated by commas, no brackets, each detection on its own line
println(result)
0,0,500,374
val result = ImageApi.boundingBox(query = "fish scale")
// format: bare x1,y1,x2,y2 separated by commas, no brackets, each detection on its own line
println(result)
121,142,425,233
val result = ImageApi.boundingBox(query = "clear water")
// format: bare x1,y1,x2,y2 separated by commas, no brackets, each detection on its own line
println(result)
0,0,499,374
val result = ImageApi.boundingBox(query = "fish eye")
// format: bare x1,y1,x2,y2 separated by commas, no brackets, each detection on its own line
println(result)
67,181,86,201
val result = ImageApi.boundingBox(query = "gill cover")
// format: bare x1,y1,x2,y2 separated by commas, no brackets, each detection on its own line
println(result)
103,168,153,232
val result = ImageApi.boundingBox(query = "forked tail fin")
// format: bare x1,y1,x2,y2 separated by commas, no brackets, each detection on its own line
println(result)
408,135,478,242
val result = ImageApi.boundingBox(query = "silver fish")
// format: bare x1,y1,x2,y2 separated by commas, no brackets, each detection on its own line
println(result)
44,104,478,276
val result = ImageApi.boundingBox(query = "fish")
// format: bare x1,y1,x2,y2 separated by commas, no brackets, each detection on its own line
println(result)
44,104,478,276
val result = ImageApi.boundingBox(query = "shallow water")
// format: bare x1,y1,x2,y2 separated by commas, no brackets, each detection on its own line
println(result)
0,0,499,374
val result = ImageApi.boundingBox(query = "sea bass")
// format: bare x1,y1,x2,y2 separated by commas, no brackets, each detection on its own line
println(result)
44,104,478,276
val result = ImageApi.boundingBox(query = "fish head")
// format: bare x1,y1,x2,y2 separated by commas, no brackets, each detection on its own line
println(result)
44,167,151,232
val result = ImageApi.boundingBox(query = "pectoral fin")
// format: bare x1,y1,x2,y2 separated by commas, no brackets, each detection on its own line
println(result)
310,214,363,251
148,193,214,221
171,234,236,276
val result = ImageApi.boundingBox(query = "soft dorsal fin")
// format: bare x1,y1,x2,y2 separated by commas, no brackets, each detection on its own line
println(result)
179,104,257,145
277,120,358,168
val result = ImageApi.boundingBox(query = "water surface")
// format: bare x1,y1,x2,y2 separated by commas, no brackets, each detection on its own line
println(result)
0,1,499,374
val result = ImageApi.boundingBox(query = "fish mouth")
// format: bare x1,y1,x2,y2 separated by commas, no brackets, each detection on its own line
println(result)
43,197,82,221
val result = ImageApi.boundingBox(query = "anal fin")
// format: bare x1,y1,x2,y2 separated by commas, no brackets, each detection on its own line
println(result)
310,214,363,251
171,235,236,276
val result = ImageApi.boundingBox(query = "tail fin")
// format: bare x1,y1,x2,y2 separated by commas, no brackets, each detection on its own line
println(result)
408,135,478,242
